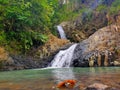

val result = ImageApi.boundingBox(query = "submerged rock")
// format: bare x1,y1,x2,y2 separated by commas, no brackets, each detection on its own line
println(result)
56,80,76,89
85,83,118,90
85,83,109,90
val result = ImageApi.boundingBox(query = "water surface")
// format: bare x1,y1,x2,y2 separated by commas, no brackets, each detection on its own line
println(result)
0,67,120,90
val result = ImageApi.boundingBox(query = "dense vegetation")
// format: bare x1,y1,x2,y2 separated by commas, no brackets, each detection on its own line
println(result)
0,0,120,54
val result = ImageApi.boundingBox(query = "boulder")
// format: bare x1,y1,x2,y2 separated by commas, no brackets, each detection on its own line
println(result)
85,83,109,90
72,23,120,67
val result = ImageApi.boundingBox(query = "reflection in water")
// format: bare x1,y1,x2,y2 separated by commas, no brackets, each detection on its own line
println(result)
89,67,96,73
88,67,120,74
52,68,76,83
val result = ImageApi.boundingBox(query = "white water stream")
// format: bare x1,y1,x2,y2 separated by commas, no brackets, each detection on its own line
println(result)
57,25,67,39
50,44,77,68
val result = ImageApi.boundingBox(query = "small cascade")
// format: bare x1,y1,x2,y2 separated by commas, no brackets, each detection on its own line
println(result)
63,0,66,4
57,25,67,39
50,44,77,68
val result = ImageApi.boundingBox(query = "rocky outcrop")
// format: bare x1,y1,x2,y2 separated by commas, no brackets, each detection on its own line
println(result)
72,23,120,67
31,34,70,59
0,47,15,70
60,21,86,42
60,11,108,42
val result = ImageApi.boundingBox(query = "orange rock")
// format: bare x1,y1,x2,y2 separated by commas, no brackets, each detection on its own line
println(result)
56,80,76,89
0,47,8,61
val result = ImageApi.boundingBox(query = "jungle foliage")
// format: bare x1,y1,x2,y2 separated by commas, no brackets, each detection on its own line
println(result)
0,0,119,54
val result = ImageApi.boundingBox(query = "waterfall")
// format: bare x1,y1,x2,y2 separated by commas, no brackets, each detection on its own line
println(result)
63,0,66,4
57,25,67,39
50,44,77,68
63,0,69,4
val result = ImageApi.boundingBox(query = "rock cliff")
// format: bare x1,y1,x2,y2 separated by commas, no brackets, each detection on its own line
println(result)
72,23,120,67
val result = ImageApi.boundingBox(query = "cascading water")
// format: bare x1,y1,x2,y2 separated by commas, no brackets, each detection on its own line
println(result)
57,25,67,39
63,0,66,4
50,44,77,68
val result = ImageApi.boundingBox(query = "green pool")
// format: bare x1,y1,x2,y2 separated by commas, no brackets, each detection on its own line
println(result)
0,67,120,90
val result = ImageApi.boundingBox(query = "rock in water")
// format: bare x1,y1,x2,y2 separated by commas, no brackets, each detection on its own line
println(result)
56,80,76,89
86,83,109,90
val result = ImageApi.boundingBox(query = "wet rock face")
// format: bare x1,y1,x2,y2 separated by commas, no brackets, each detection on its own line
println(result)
72,24,120,67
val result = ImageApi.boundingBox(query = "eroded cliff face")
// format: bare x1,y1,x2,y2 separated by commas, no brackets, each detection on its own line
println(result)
72,23,120,67
60,11,108,42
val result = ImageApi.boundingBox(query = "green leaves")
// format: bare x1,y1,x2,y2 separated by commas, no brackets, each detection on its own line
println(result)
96,5,107,11
31,31,48,43
0,0,9,4
96,0,120,15
0,30,6,44
109,1,120,14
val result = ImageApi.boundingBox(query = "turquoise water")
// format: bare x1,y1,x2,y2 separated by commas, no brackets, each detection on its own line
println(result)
0,67,120,90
